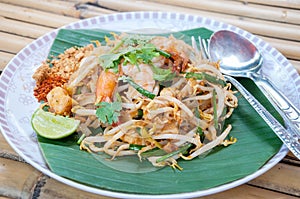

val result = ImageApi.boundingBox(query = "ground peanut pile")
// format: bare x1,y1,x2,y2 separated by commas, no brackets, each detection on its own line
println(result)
33,44,94,102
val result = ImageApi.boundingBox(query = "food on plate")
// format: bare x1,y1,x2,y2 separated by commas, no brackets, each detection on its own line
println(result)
32,32,238,169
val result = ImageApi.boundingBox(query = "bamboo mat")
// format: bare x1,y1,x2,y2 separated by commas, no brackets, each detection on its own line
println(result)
0,0,300,72
0,0,299,198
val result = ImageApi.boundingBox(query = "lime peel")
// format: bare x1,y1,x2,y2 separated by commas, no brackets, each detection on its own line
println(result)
31,108,80,139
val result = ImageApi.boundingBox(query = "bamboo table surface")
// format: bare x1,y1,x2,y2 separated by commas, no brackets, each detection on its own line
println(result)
0,0,300,198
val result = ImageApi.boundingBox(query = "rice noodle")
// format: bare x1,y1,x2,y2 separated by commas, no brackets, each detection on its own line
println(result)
181,125,232,160
72,108,96,116
152,134,201,146
68,56,99,89
36,33,238,169
182,93,212,102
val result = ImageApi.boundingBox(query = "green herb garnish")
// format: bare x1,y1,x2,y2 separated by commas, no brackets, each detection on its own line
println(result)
99,34,170,72
129,144,145,151
197,127,205,143
151,66,176,82
156,143,193,163
185,72,226,86
95,101,122,125
212,89,218,129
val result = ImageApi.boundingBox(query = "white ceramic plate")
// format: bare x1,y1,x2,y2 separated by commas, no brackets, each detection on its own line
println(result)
0,12,297,198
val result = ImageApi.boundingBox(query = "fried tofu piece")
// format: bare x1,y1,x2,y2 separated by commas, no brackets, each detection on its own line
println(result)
46,87,74,116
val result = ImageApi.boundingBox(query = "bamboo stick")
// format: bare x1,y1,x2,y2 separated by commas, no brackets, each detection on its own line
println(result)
215,16,300,42
0,16,52,39
96,0,300,41
248,163,300,196
94,1,300,61
148,0,300,25
0,0,115,22
1,1,298,60
0,32,33,54
64,0,96,3
0,2,299,199
284,152,298,163
202,184,299,199
76,3,116,18
0,0,81,18
232,0,300,9
260,35,300,60
0,3,77,28
289,60,300,74
0,52,14,71
96,0,171,12
79,10,112,19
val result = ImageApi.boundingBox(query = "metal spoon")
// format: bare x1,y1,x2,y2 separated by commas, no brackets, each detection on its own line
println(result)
208,30,300,128
207,30,300,158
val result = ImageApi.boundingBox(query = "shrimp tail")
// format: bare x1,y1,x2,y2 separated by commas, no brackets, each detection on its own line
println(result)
95,70,118,104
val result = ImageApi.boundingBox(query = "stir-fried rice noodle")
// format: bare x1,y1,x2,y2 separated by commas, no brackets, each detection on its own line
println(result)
37,33,238,169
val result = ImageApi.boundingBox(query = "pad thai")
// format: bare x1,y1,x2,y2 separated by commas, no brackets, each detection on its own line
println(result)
32,32,238,169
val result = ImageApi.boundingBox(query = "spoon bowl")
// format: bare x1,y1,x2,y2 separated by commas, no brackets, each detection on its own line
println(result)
207,29,300,159
209,30,263,77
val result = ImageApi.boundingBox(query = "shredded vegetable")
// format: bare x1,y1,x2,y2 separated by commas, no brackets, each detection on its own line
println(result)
32,33,238,169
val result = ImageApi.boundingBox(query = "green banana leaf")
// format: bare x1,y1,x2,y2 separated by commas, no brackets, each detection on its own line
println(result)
38,28,283,195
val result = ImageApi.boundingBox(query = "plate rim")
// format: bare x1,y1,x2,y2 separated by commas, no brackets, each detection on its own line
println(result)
0,11,292,198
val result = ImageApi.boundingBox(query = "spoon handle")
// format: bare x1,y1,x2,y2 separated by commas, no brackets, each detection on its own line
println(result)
225,75,300,159
250,73,300,132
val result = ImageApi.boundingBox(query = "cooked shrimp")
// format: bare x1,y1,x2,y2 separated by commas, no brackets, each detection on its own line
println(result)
132,64,155,92
151,35,195,71
46,87,75,116
122,63,155,98
95,70,118,103
33,32,239,169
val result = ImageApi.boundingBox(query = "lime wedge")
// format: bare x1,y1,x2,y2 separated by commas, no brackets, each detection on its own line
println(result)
31,108,80,139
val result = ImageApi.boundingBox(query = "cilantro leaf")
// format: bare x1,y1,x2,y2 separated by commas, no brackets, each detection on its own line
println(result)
99,53,121,71
95,101,122,125
185,72,226,86
98,35,169,72
136,44,160,64
151,66,177,82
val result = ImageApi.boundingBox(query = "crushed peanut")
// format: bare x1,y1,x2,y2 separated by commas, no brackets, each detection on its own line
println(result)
32,44,94,102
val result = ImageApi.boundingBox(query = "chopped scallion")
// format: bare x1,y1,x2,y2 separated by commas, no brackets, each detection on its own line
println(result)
185,72,226,86
156,143,192,163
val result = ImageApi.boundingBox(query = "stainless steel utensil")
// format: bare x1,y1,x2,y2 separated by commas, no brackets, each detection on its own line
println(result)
208,30,300,132
191,32,300,159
